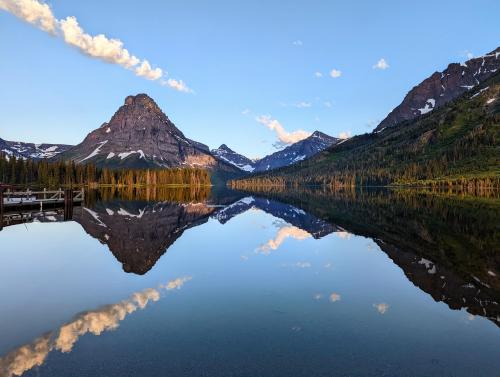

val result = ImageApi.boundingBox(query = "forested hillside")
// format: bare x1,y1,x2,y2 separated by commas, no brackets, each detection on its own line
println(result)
231,73,500,189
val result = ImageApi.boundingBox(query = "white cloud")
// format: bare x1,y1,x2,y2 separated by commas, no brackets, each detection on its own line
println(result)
161,78,193,93
256,115,312,145
330,69,342,78
323,101,333,108
0,0,56,33
464,50,474,60
293,101,312,108
373,58,389,70
292,39,303,46
134,60,162,80
338,131,352,139
241,108,250,115
0,0,190,91
59,16,141,69
314,71,323,78
295,261,311,268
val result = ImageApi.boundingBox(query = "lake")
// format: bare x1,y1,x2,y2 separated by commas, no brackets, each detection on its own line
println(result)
0,187,499,377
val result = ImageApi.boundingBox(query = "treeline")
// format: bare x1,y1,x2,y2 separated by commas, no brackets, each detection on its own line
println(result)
0,154,211,187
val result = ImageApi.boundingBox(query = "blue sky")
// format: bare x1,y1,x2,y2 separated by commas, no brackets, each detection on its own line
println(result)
0,0,499,158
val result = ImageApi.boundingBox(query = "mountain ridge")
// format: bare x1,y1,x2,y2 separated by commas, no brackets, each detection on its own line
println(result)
212,131,340,173
374,47,500,132
0,138,72,160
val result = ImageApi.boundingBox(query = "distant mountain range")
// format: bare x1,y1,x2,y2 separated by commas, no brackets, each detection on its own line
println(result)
0,93,333,176
0,138,72,160
2,46,498,186
375,47,499,132
211,131,339,173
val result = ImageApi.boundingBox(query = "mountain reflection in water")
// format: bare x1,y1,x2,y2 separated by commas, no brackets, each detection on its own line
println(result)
5,186,498,327
0,186,498,377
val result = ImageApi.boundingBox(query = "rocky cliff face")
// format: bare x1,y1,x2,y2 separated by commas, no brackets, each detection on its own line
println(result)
374,47,500,132
56,94,237,172
0,138,72,160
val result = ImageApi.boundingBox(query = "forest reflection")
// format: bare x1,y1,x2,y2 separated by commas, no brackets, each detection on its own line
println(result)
2,186,499,328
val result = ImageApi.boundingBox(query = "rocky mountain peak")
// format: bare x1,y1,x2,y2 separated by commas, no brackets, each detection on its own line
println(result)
124,93,159,108
217,144,232,152
115,93,171,126
55,93,238,173
374,46,500,132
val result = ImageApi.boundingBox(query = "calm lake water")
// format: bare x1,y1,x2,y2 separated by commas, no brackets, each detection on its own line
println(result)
0,187,499,377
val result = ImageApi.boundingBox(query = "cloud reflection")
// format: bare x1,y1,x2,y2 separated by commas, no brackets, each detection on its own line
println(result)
258,225,311,254
329,293,341,302
373,303,389,314
0,276,191,377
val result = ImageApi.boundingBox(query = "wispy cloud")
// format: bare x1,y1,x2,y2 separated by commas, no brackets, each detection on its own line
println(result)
0,0,56,33
241,108,250,115
280,101,312,109
338,131,352,139
330,69,342,78
292,39,303,46
0,0,190,91
295,261,311,268
323,101,333,108
373,58,389,70
161,78,193,93
293,101,312,108
314,71,323,78
256,115,311,145
463,50,474,60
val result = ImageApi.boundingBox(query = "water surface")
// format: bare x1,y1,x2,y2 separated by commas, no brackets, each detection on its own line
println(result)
0,187,499,377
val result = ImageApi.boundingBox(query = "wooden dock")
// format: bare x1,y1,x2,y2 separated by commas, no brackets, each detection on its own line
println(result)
0,187,84,230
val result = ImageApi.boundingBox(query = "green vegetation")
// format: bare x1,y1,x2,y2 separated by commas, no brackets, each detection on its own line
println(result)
0,154,211,187
232,73,500,189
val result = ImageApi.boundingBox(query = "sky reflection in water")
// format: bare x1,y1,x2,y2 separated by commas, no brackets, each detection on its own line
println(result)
0,188,498,377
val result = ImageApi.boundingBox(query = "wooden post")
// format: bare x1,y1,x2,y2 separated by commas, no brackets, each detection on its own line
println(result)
64,189,73,221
